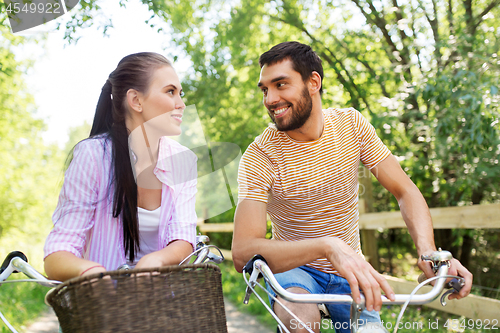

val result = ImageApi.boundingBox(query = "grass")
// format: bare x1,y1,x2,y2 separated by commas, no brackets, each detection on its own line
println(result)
220,261,278,329
0,277,51,333
0,236,52,333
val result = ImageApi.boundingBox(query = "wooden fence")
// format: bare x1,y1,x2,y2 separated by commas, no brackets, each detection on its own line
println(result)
197,203,500,232
198,202,500,320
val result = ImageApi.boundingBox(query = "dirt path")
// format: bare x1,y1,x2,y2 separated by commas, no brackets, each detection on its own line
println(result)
23,298,273,333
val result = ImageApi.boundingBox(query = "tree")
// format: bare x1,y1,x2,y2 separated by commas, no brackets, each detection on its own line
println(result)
0,15,64,265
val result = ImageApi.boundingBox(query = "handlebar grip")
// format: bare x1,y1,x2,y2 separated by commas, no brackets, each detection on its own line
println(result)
0,251,28,274
243,254,268,276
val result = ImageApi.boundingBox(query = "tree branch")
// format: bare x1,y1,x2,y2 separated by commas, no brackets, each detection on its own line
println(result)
332,35,391,98
417,0,442,67
447,0,455,35
409,2,424,74
473,0,500,29
350,0,400,65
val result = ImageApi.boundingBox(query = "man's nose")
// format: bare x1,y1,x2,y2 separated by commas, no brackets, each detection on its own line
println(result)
266,89,280,106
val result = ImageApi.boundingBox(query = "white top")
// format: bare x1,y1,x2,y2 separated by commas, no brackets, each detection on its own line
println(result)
127,206,161,266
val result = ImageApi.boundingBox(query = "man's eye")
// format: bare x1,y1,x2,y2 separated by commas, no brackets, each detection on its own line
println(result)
261,89,268,96
277,83,285,88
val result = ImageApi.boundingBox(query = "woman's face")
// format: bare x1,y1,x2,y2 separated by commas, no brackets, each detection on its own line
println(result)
139,65,185,136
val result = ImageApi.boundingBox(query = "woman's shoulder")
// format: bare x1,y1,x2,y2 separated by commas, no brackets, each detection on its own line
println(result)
72,135,111,163
159,137,197,160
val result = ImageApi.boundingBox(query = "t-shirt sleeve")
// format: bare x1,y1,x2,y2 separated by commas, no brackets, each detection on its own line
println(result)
352,109,391,169
237,141,275,203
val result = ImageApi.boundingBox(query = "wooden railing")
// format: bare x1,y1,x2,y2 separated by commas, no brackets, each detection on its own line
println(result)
197,203,500,232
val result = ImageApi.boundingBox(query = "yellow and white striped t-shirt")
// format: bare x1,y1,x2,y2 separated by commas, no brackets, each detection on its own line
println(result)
237,108,391,275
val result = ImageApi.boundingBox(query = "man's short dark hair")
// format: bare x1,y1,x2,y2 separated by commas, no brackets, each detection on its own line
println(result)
259,41,324,95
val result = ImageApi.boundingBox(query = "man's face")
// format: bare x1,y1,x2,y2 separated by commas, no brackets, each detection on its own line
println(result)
258,59,313,132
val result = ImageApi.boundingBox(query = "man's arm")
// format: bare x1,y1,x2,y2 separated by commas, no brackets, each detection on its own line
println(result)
231,199,395,311
232,199,328,274
371,154,473,299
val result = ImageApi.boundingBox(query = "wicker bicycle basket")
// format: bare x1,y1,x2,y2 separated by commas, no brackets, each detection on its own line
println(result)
45,264,228,333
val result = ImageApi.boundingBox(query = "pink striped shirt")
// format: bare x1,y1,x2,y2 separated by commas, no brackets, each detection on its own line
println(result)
44,135,197,271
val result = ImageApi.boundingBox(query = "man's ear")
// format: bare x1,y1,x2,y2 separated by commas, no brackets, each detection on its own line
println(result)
126,89,143,113
308,71,322,96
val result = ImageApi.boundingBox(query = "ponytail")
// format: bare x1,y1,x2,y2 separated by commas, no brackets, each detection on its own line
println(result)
90,80,113,137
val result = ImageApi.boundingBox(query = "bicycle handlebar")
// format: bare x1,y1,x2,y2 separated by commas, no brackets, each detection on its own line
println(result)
0,251,58,288
243,249,461,306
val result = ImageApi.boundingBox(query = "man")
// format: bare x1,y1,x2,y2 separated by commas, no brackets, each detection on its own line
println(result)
232,41,472,333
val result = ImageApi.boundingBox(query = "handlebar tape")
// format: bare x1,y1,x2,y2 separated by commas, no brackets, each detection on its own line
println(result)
243,254,268,276
0,251,28,274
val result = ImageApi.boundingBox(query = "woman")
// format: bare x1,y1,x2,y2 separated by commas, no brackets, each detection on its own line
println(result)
44,52,197,281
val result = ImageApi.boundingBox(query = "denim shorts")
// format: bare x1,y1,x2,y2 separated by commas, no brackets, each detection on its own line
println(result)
266,265,381,333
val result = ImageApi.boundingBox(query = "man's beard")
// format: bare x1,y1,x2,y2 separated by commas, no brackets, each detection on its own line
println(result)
268,86,313,132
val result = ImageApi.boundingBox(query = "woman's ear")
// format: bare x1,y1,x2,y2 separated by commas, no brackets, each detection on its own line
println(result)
126,89,143,113
308,71,322,96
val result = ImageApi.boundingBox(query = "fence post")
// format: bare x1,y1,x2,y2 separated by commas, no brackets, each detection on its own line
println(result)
358,166,380,272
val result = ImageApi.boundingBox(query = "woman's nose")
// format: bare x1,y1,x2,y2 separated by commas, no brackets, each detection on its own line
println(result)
176,96,186,111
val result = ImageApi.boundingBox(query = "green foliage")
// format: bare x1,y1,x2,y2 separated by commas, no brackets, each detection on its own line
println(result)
0,22,64,254
0,14,64,332
64,121,91,155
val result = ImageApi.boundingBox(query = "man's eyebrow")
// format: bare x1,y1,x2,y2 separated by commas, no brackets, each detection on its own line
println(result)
257,75,289,88
270,75,288,83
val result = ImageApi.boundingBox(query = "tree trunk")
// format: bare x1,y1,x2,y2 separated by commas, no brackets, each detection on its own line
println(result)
459,232,473,268
434,229,459,257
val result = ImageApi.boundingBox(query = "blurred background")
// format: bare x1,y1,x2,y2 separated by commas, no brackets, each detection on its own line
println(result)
1,0,499,331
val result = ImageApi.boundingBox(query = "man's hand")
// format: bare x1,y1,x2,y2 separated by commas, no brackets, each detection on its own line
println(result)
324,237,395,312
418,254,473,300
447,258,473,299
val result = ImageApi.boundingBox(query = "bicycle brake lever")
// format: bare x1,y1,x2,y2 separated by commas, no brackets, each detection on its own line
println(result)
440,277,464,306
440,289,453,306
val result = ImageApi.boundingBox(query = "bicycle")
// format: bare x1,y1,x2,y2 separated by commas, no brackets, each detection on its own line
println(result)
242,249,465,333
0,235,226,333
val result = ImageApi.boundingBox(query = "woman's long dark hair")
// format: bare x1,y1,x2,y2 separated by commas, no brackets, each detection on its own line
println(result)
89,52,172,262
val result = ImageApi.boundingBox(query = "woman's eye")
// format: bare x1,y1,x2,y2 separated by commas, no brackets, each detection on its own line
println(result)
180,91,185,97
